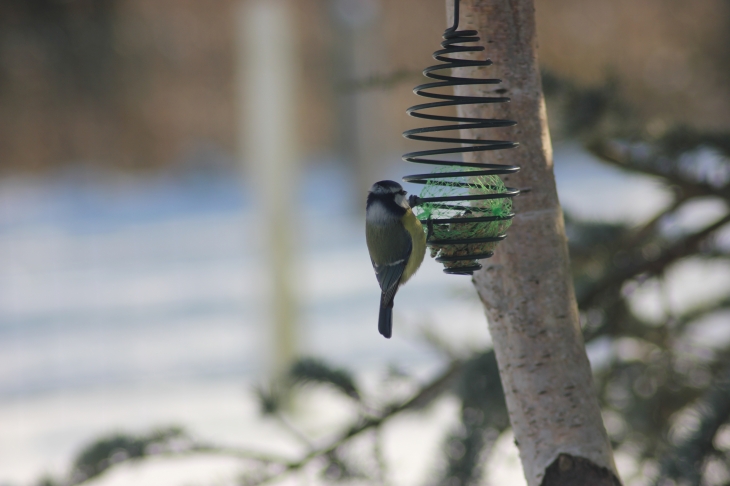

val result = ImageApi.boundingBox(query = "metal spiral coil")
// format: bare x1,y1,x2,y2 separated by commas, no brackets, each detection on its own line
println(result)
402,0,520,275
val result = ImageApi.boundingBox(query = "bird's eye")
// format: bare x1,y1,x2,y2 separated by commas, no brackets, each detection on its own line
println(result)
399,190,406,195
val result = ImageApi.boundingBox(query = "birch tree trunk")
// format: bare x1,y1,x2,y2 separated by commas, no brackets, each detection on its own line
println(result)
446,1,622,484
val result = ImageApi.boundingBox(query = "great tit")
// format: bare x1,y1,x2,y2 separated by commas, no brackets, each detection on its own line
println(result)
366,180,427,339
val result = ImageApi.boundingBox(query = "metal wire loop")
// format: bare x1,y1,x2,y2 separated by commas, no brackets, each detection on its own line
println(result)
402,0,519,275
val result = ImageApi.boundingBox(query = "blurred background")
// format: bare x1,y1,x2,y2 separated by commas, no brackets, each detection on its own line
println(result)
1,0,730,485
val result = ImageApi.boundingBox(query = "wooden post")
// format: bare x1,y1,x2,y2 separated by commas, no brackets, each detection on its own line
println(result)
237,0,300,380
445,1,622,484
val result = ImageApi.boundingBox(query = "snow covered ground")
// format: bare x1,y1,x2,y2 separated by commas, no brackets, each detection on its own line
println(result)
1,143,715,485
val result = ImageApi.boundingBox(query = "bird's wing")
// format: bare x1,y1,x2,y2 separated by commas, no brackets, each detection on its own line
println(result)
366,217,413,304
381,264,406,308
373,245,413,305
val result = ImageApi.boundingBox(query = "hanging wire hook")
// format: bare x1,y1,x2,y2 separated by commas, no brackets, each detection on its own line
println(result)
447,0,460,32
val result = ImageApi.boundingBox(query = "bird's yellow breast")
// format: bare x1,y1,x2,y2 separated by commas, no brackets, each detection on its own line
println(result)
401,208,426,284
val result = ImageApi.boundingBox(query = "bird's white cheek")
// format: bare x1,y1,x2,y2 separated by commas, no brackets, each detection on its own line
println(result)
366,203,392,226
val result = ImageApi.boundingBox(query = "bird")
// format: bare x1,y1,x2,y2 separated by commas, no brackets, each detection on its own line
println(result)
365,180,427,339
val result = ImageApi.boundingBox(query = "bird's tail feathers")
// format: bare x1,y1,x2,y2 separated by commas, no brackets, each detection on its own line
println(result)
378,295,393,339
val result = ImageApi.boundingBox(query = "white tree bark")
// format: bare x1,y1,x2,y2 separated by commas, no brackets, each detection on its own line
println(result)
446,1,621,484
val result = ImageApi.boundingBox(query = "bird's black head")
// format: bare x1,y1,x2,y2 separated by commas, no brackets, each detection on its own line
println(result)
369,180,405,196
366,180,408,215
